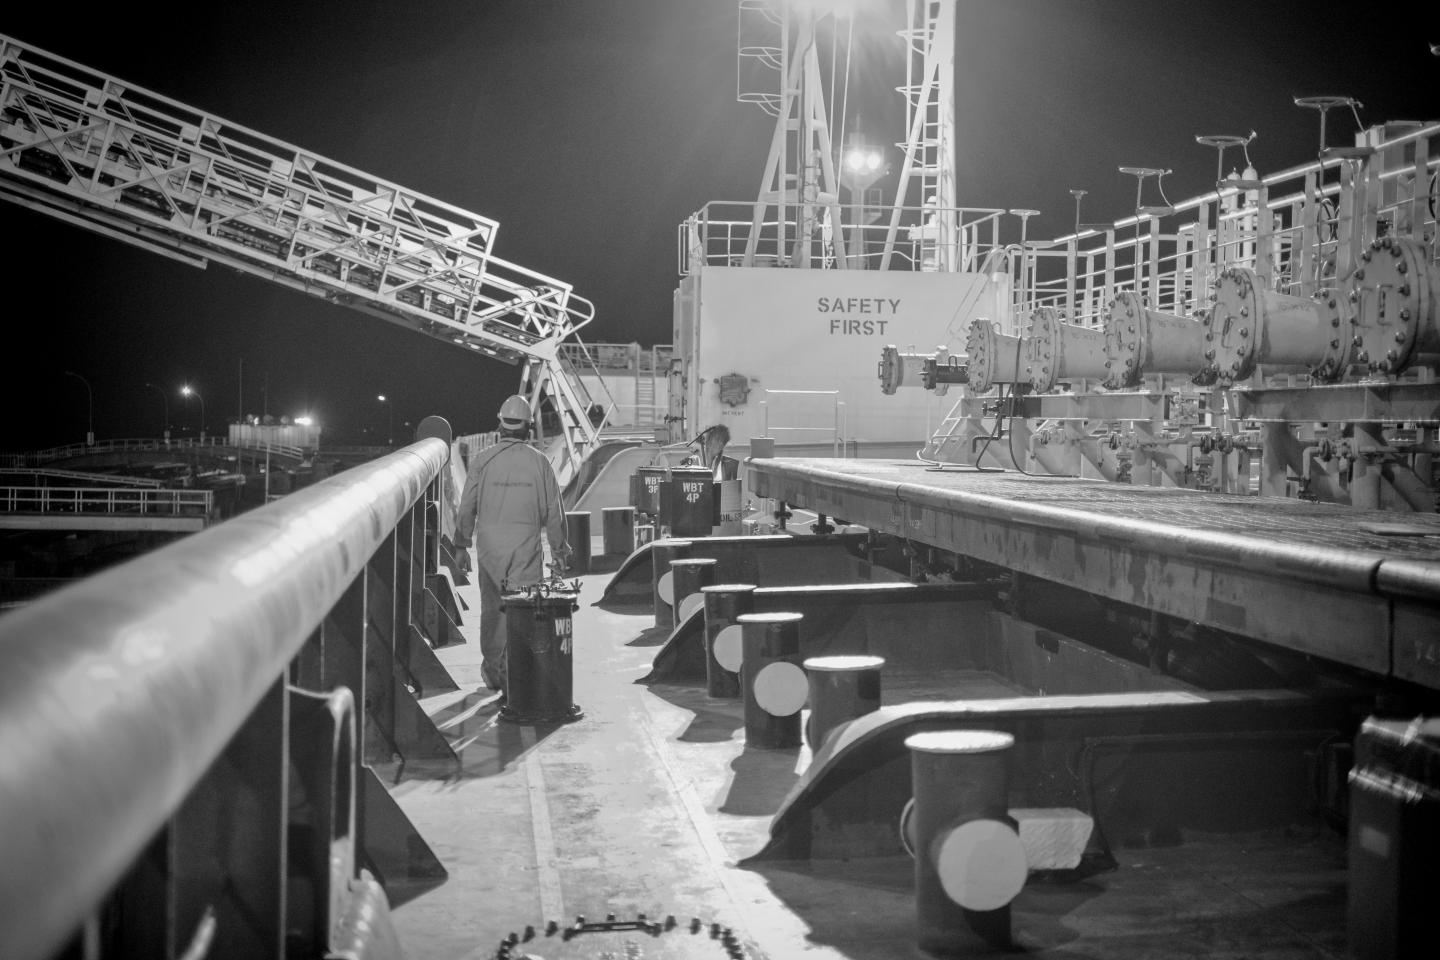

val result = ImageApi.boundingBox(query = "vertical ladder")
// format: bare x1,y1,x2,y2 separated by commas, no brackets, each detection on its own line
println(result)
880,0,958,270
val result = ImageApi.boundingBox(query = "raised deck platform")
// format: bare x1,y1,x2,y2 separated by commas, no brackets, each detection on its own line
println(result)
389,563,1354,959
746,458,1440,690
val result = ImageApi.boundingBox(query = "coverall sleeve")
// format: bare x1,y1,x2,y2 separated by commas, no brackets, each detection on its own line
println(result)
538,457,570,561
455,452,482,546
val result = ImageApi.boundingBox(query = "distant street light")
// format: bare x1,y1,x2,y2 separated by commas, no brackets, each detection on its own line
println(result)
181,384,206,441
143,382,170,442
377,394,394,445
64,370,94,446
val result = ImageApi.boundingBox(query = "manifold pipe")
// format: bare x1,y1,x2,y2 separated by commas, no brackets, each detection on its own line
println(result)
1025,306,1110,393
1103,290,1207,387
0,435,452,960
1349,236,1439,377
879,345,942,393
1381,460,1436,513
1206,266,1347,385
965,318,1024,393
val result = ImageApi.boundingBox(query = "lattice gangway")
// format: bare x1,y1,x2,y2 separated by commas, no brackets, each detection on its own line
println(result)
0,34,603,482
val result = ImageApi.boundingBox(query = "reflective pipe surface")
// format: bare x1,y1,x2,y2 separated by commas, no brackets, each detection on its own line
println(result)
0,436,450,960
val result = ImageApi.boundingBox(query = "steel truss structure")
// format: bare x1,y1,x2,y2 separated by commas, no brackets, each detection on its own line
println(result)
0,35,603,483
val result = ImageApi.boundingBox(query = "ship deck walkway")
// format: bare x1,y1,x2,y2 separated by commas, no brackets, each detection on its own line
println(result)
388,557,1350,959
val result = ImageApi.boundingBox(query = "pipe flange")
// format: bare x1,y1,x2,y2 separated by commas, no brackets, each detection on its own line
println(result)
878,344,903,395
1025,307,1062,393
1103,291,1147,388
966,319,996,393
1206,266,1260,386
1349,236,1431,375
1308,289,1351,383
1189,307,1220,385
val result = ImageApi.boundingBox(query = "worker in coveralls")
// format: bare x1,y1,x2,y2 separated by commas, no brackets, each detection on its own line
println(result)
453,394,571,695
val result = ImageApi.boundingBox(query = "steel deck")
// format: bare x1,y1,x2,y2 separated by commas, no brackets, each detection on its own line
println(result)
389,560,1353,959
746,458,1440,689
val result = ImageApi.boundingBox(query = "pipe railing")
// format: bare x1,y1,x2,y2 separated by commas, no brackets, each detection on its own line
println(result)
0,485,213,516
0,427,458,960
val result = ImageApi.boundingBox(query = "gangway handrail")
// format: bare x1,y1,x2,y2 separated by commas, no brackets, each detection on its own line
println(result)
0,435,450,960
761,389,846,458
0,484,213,515
2,436,229,465
0,467,164,488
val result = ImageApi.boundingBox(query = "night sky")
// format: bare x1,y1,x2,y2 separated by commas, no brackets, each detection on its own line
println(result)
2,0,1436,449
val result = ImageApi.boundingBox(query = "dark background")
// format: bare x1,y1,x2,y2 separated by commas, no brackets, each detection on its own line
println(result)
2,0,1436,448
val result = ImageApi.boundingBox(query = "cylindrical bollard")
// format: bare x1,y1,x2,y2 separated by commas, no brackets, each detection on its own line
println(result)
701,584,756,699
564,511,592,574
499,585,583,724
904,730,1026,955
750,436,776,459
803,655,885,752
602,505,635,556
650,539,693,631
668,557,718,625
738,612,807,749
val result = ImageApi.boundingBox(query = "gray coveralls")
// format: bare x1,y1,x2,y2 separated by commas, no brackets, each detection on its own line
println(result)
454,438,569,691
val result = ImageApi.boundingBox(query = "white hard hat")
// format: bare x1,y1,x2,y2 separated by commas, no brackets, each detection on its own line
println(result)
498,394,531,428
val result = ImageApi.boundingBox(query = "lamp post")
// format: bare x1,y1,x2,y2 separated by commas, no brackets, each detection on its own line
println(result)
64,370,94,446
181,384,206,442
841,137,886,268
377,394,394,446
143,382,170,445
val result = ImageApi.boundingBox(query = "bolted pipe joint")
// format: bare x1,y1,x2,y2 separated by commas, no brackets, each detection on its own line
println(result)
902,730,1028,954
879,344,951,394
965,318,1023,394
1024,306,1110,393
1102,291,1207,388
1349,237,1437,377
1210,266,1349,384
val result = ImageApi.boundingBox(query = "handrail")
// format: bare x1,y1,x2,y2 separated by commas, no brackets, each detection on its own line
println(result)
0,468,164,488
1049,121,1440,245
0,435,450,960
0,485,212,515
1,436,309,467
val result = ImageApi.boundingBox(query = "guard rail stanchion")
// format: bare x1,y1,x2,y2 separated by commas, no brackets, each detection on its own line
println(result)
702,583,756,699
738,612,806,749
602,505,635,557
902,730,1026,955
564,511,592,574
802,655,885,751
650,539,693,631
668,557,718,626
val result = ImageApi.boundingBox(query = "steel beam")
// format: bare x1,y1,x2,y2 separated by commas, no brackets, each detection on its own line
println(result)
1232,381,1440,423
748,458,1440,684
